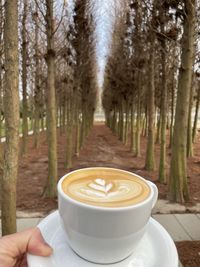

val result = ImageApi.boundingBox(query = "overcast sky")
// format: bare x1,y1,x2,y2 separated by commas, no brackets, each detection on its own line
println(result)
91,0,116,88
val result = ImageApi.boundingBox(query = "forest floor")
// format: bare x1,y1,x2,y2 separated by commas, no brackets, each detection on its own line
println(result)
13,122,200,213
0,123,200,266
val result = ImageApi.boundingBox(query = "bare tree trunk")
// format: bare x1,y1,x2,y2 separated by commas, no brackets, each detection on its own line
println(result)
65,95,73,168
65,124,73,168
21,0,28,154
56,105,59,128
135,78,141,156
33,6,40,149
33,102,40,149
169,78,175,148
144,104,148,137
145,34,155,170
192,86,200,142
155,112,161,144
0,1,3,141
75,107,80,156
169,0,196,203
41,111,45,131
2,0,19,235
119,101,124,141
111,106,117,134
0,66,2,141
58,104,61,135
159,38,167,183
141,114,145,137
187,83,194,157
80,102,86,148
117,107,121,138
62,102,66,134
124,101,129,145
45,0,57,197
142,107,147,137
30,107,34,131
0,80,2,140
130,102,135,153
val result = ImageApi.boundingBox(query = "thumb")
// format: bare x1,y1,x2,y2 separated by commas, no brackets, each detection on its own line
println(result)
27,228,53,256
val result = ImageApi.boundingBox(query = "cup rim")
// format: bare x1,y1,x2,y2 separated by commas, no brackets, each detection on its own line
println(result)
57,167,155,211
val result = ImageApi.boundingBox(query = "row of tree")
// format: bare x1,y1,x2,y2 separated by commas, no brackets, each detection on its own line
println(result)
103,0,199,203
0,0,98,235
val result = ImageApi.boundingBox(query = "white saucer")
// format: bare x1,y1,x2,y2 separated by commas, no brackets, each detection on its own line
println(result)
27,211,178,267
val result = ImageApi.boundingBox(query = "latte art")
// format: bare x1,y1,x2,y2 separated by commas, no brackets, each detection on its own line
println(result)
73,178,145,203
87,178,114,195
61,169,151,208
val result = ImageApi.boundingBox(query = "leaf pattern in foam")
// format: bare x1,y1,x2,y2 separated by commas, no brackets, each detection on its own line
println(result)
88,178,114,194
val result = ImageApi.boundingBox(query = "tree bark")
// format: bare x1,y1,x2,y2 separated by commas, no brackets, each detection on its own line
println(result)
142,106,147,137
145,33,155,171
192,86,200,142
33,5,40,149
187,82,194,157
21,0,28,154
0,1,3,141
119,101,124,141
65,95,73,168
62,102,66,134
169,77,175,148
135,73,141,156
117,107,121,138
80,102,86,148
45,0,58,197
41,112,45,131
159,37,167,183
111,106,117,134
124,101,129,144
144,104,148,137
130,102,135,153
169,0,196,203
155,112,161,144
2,0,19,235
75,107,80,156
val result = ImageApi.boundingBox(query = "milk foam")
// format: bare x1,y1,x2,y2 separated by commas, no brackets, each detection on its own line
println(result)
62,173,150,207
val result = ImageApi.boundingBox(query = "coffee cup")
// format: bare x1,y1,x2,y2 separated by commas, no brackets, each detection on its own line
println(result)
57,167,158,264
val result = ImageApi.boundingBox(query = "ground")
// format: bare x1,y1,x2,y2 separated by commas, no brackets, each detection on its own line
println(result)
13,124,200,212
176,241,200,267
1,123,200,266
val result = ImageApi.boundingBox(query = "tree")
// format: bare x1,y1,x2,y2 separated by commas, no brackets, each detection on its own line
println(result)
145,2,156,171
1,0,19,235
73,0,97,156
44,0,58,197
0,0,4,141
21,0,29,154
187,75,194,157
33,5,41,149
169,0,196,203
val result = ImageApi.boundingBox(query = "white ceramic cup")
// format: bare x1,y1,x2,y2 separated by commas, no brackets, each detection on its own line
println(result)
58,167,158,264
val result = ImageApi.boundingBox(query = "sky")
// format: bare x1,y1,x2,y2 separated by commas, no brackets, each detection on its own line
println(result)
91,0,117,88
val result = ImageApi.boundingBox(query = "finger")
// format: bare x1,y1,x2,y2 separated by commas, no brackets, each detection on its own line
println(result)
27,228,53,257
2,228,53,258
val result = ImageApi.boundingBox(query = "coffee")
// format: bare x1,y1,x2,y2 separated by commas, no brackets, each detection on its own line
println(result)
61,168,150,207
58,167,158,263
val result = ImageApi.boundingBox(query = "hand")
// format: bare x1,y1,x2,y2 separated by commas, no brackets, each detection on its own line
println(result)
0,228,53,267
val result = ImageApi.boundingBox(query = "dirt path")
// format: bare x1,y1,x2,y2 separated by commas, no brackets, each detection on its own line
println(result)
0,123,198,214
15,123,158,213
74,124,139,169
